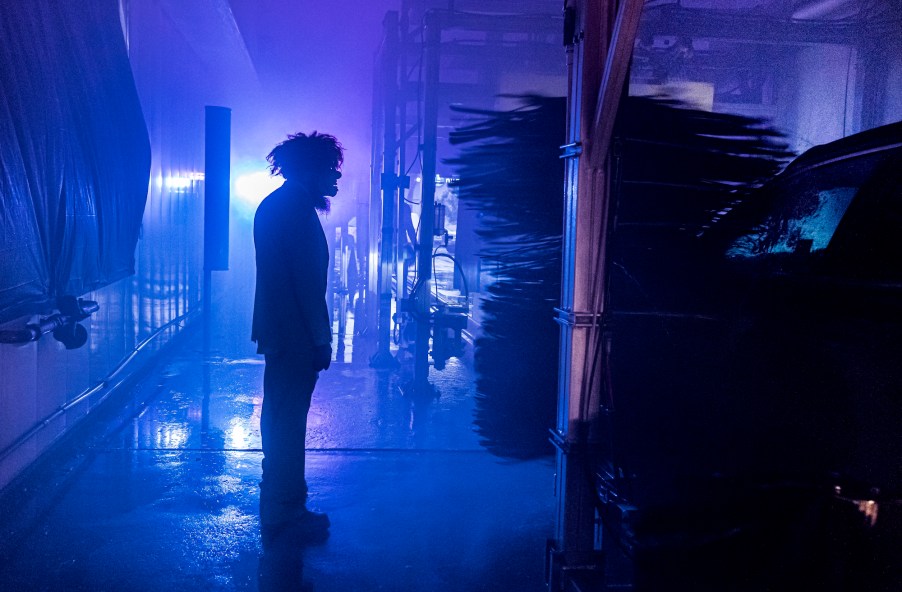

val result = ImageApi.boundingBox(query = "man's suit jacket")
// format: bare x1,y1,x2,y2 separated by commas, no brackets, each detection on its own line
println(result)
252,182,331,355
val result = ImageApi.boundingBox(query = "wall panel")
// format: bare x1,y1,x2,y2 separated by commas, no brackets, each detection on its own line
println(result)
0,0,217,491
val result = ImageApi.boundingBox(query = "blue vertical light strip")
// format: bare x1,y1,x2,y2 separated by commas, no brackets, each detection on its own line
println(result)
204,106,231,273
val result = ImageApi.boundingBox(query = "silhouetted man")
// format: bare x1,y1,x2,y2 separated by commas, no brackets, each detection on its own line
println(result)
252,132,342,540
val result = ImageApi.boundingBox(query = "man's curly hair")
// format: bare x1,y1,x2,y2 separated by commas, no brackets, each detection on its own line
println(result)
266,131,343,179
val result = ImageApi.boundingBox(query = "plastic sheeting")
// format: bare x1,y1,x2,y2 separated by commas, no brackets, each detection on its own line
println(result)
0,0,150,323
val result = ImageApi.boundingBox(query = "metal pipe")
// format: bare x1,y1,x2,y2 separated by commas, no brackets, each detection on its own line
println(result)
413,10,442,392
397,4,410,303
372,11,402,367
0,309,198,463
366,30,385,337
0,300,100,345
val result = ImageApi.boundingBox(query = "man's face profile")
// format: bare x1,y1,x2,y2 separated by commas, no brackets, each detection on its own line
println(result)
317,166,341,198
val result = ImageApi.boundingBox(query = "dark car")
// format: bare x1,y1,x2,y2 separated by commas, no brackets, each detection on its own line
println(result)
597,117,902,591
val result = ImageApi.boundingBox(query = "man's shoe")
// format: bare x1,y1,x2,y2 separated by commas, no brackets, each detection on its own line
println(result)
262,509,330,546
295,509,330,531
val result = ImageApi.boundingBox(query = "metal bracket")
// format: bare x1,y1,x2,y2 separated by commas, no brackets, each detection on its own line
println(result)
554,307,603,328
560,142,583,159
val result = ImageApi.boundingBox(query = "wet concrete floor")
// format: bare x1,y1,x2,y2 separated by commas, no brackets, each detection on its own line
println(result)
0,326,555,591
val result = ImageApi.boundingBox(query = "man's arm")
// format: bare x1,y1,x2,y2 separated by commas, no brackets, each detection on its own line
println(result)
283,211,332,358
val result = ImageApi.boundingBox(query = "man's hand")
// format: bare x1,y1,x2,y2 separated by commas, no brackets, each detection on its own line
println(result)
313,344,332,371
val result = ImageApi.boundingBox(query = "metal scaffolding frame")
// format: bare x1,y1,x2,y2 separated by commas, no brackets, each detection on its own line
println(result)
547,0,644,589
367,2,564,391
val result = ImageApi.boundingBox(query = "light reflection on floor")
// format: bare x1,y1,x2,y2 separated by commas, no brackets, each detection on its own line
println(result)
0,322,555,592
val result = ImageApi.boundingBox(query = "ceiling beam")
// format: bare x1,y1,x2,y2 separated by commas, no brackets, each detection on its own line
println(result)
588,0,645,168
155,0,258,89
641,5,894,45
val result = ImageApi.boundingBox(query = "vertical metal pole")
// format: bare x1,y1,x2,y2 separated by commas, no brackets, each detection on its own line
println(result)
337,225,347,347
203,269,212,352
204,106,231,272
396,4,411,303
371,11,401,367
414,11,441,392
550,0,644,587
203,105,231,354
551,0,599,569
366,37,384,338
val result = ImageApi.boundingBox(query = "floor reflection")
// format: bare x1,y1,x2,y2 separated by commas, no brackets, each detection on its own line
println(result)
258,538,307,592
0,318,555,591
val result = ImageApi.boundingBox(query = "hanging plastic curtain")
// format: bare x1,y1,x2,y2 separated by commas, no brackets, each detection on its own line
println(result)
0,0,151,323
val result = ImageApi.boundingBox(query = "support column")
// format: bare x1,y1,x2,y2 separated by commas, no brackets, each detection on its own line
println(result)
364,44,383,338
203,105,230,354
412,10,441,393
371,11,401,368
550,0,643,587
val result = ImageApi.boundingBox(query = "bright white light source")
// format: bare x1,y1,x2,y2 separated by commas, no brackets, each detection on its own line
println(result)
166,177,191,191
165,172,203,192
235,171,283,210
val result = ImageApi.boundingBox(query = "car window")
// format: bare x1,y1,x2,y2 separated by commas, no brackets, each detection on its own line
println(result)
726,152,889,259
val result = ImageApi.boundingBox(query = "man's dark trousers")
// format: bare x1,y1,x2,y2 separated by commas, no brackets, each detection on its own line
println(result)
259,350,319,526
